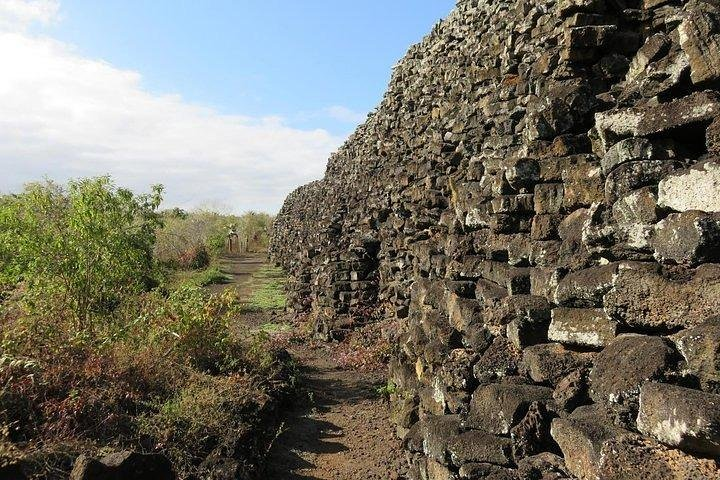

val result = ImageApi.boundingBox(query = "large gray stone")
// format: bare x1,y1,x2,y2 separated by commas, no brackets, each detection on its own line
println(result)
600,138,676,175
447,431,513,467
678,0,720,84
597,433,720,479
70,452,174,480
594,91,720,152
465,383,553,435
672,318,720,393
550,417,627,480
604,262,720,330
638,383,720,457
554,263,619,308
521,343,593,386
657,161,720,213
548,308,617,348
589,334,677,407
652,211,720,265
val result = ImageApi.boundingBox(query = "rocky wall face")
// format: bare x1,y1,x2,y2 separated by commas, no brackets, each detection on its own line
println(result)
270,0,720,477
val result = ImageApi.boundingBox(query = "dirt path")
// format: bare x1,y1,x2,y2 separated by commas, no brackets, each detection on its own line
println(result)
206,252,266,299
211,253,405,478
264,344,406,480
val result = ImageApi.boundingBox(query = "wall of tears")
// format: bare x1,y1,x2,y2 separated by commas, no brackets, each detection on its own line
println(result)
270,1,720,478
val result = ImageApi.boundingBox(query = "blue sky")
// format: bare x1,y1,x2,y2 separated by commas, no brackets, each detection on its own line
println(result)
45,0,453,136
0,0,453,212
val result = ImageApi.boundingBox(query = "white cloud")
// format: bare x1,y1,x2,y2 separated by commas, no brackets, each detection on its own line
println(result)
0,2,342,213
323,105,367,124
0,0,59,31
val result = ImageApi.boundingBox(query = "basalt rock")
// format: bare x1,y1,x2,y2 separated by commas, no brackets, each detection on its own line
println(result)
270,0,720,477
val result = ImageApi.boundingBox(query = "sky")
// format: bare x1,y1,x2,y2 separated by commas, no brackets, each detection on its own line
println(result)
0,0,454,213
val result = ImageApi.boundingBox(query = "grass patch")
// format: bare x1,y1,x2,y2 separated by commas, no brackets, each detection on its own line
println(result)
243,266,286,312
258,322,292,334
191,266,232,287
169,266,231,288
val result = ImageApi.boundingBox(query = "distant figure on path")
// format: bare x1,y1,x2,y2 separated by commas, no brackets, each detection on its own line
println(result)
226,224,240,254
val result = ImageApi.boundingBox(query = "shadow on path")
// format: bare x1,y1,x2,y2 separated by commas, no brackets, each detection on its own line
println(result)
263,347,405,480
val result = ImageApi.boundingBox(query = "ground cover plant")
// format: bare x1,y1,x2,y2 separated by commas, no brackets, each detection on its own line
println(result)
0,177,291,479
243,266,287,312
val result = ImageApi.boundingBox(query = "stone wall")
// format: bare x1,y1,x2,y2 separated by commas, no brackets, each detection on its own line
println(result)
270,0,720,478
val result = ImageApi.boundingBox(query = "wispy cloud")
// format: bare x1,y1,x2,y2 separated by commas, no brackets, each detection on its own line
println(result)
0,1,342,212
323,105,368,124
0,0,59,31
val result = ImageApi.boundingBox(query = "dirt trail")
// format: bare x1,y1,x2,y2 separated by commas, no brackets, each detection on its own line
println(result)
214,253,405,478
206,252,266,299
264,345,406,480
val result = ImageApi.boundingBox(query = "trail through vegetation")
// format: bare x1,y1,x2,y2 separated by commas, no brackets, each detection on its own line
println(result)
263,342,406,480
218,255,405,479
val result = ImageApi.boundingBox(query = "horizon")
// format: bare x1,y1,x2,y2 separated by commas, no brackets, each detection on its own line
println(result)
0,0,454,214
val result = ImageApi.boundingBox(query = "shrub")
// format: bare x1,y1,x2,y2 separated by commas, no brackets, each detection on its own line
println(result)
0,177,163,331
177,244,210,270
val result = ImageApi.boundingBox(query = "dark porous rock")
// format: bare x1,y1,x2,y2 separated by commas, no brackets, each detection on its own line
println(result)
502,296,553,350
483,295,551,330
604,160,677,205
426,458,458,480
550,417,628,480
594,91,720,152
533,183,564,214
392,394,419,432
589,334,677,409
561,158,604,210
530,267,562,300
612,187,659,226
447,293,483,332
708,118,720,156
604,262,720,330
458,462,517,480
521,343,593,387
637,382,720,457
548,307,617,348
553,368,590,412
652,211,720,265
465,384,553,435
558,0,606,17
510,402,559,460
475,279,509,305
516,452,572,480
557,208,594,271
403,420,425,454
531,214,564,241
447,430,513,467
612,187,659,251
70,457,107,480
554,263,619,308
672,318,720,393
600,137,676,175
70,452,175,480
421,415,463,464
597,433,720,480
678,0,720,84
657,160,720,213
473,337,522,385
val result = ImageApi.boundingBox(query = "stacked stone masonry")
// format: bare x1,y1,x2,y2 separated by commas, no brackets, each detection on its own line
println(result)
270,0,720,478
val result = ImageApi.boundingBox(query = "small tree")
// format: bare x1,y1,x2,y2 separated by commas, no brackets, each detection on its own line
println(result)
0,177,163,331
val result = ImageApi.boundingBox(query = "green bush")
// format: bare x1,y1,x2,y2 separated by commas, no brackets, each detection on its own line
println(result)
0,177,163,331
0,177,293,479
